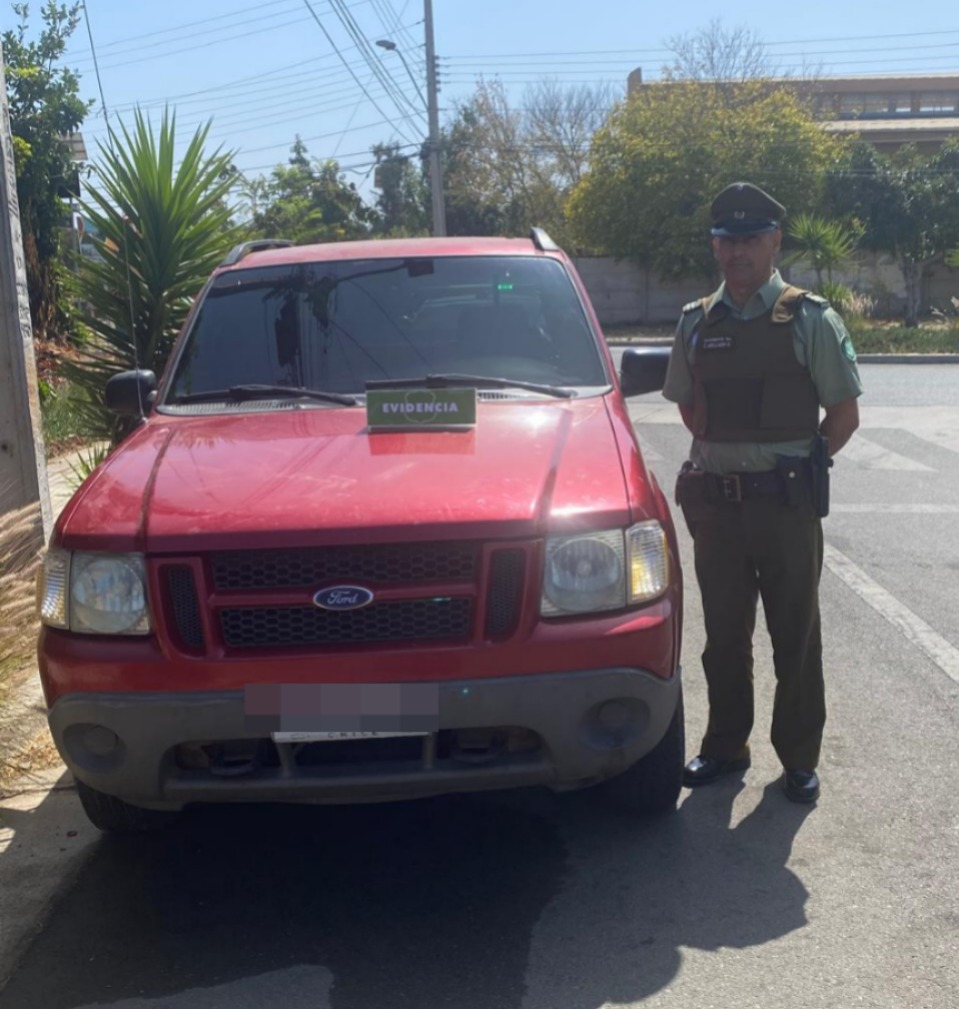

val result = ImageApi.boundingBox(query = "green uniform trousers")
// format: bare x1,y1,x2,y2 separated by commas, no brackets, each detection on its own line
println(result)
690,495,825,770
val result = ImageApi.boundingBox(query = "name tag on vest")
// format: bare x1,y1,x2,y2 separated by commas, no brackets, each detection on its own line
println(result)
701,333,734,351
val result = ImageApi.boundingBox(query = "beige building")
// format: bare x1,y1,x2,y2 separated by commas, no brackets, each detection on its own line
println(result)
627,71,959,153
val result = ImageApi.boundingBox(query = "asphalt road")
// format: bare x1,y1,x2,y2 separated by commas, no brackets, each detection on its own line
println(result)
1,363,957,1008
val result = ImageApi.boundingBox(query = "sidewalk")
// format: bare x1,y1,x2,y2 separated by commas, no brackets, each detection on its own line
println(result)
0,449,102,986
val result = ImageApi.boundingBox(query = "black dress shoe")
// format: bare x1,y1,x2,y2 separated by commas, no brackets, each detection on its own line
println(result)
682,754,751,787
782,768,820,804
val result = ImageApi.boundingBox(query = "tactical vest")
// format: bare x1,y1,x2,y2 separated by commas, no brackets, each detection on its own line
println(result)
689,286,821,443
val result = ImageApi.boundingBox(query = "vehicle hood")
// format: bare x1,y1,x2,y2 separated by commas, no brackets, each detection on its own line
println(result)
58,399,651,552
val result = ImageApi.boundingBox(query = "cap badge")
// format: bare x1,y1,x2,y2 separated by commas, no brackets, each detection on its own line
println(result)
734,211,745,219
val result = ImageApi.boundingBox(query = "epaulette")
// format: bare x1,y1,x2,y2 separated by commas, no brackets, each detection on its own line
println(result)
682,300,704,315
801,292,829,308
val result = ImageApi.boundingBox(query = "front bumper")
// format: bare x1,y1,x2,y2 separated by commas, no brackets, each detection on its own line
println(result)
48,667,682,810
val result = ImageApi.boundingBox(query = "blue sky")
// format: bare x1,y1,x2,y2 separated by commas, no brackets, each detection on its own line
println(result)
9,0,959,189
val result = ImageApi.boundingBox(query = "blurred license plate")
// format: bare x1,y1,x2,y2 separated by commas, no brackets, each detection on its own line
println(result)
271,730,428,743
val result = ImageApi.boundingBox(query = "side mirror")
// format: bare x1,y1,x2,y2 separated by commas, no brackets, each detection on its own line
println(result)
619,346,670,397
105,370,157,417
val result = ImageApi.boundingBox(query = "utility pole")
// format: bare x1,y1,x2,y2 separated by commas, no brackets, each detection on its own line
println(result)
423,0,446,237
0,47,53,539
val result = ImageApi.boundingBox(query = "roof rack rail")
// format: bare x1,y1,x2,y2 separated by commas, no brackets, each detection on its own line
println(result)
529,227,560,252
220,239,294,266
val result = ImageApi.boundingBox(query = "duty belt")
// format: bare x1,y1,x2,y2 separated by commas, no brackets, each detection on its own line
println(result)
703,470,784,503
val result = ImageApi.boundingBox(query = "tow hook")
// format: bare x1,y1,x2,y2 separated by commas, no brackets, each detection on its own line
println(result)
450,729,508,765
207,740,262,778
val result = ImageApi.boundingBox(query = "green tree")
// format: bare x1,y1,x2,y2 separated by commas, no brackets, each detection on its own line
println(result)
371,142,428,236
567,80,847,279
825,140,959,326
3,1,90,340
784,213,861,288
248,138,376,244
66,109,240,439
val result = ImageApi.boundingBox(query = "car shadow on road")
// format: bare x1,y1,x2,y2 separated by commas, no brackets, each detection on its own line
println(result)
0,777,814,1009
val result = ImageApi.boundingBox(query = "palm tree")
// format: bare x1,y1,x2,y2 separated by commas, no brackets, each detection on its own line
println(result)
65,108,241,439
784,213,861,289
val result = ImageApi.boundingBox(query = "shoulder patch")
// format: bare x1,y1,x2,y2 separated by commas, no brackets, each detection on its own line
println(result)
682,300,704,315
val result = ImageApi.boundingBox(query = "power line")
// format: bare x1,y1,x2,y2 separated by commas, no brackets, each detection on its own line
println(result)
300,0,421,146
447,42,959,69
98,18,422,116
114,59,407,122
72,13,319,73
371,0,424,69
328,0,425,123
66,1,306,64
446,29,959,60
66,0,300,58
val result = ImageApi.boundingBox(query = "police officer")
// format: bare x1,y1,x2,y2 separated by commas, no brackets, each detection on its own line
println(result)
663,182,862,803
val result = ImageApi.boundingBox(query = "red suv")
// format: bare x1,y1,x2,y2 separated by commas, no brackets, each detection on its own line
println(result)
37,231,684,831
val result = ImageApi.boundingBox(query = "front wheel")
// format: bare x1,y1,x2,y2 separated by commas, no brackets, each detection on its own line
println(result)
75,779,179,833
596,687,685,815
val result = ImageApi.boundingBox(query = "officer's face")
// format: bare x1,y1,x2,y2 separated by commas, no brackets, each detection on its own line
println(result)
712,229,782,293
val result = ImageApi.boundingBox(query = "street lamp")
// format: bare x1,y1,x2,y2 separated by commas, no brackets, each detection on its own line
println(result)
375,39,426,111
376,31,446,236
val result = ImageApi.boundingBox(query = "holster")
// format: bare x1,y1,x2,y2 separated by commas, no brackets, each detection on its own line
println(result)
809,435,833,518
674,462,709,536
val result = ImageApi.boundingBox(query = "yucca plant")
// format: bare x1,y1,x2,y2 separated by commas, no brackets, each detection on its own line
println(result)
784,213,861,289
64,108,241,440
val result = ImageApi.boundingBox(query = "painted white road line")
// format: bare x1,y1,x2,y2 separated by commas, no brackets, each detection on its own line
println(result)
832,504,959,514
859,407,959,458
839,434,934,472
823,543,959,686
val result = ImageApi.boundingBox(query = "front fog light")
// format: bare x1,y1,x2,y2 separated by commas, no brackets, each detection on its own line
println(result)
70,552,151,635
627,521,669,603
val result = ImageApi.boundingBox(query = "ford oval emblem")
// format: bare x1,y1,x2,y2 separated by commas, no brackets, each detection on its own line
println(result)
313,586,375,611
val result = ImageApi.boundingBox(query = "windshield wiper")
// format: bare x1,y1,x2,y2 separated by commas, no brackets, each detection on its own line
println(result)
365,373,575,399
172,385,359,406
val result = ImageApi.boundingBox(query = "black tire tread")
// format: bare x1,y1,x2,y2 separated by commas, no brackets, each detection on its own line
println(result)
75,779,178,833
597,687,685,815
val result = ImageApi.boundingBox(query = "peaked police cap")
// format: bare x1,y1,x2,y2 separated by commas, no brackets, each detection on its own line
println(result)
710,182,786,236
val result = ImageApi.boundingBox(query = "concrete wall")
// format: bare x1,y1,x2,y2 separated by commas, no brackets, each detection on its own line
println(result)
573,257,702,327
574,253,959,326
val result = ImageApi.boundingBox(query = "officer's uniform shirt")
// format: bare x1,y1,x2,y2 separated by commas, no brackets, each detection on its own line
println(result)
662,269,863,475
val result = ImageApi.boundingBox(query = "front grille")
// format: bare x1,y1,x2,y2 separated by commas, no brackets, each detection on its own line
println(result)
165,566,204,649
212,544,477,590
220,598,473,648
485,549,525,639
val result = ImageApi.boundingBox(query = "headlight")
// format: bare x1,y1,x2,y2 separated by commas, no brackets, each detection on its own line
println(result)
542,530,626,615
541,522,669,616
38,550,152,635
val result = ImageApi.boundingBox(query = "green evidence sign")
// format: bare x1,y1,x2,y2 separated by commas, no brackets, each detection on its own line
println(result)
366,388,477,430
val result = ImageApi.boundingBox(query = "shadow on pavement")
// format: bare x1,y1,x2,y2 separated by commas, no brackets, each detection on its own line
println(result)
0,776,813,1009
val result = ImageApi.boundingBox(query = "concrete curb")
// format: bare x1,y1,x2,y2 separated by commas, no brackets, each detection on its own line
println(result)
855,354,959,364
605,340,959,364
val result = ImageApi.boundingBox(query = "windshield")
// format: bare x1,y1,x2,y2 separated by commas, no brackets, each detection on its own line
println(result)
165,255,607,401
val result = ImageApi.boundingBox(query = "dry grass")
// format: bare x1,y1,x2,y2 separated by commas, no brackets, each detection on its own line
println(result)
0,502,63,791
0,502,44,703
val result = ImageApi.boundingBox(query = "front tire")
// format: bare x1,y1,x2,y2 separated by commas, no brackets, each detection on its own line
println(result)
596,687,685,815
75,779,179,833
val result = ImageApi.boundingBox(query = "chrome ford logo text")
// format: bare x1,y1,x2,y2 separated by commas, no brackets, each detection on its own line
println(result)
313,586,375,611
